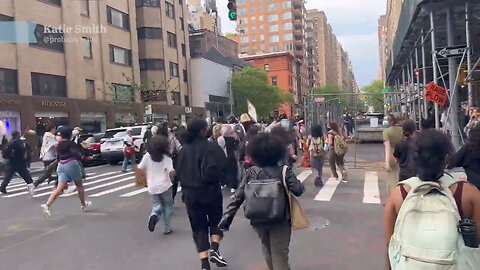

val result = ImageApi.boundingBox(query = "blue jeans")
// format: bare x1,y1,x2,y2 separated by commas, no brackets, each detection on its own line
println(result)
122,156,136,172
150,188,174,232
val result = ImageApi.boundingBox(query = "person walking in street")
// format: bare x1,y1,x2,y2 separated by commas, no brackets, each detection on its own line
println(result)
158,123,182,200
121,129,136,173
393,119,418,182
383,115,403,196
384,129,480,269
39,125,57,168
308,125,326,187
326,122,347,181
138,135,175,234
176,119,228,270
219,125,239,193
41,126,91,217
219,133,305,270
454,124,480,190
0,131,35,195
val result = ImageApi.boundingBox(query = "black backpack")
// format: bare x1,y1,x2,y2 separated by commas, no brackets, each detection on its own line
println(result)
243,168,287,223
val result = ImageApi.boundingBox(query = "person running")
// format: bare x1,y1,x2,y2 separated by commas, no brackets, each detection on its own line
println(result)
138,135,175,234
308,125,326,187
384,129,480,269
0,131,35,195
158,123,182,200
176,119,228,270
219,133,304,270
383,115,403,196
41,126,91,217
326,122,347,180
454,124,480,189
393,119,417,182
270,127,297,167
219,125,239,193
121,129,136,173
40,125,57,168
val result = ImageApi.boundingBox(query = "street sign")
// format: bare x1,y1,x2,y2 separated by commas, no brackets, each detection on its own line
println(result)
381,89,389,94
436,45,469,58
425,82,447,106
314,97,325,103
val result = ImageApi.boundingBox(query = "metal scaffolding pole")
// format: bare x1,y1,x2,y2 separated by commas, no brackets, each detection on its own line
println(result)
466,1,473,106
421,30,428,119
402,67,407,116
447,8,461,149
430,11,440,128
415,46,422,124
395,79,401,114
410,57,416,122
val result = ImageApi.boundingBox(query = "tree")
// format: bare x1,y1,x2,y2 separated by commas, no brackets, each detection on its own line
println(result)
362,80,386,112
231,67,293,117
313,84,350,109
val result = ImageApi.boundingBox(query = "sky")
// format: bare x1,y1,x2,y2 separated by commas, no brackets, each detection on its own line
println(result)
214,0,388,88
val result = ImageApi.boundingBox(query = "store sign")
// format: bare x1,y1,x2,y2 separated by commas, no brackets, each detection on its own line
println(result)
42,101,66,107
425,82,447,106
185,107,192,114
0,100,20,105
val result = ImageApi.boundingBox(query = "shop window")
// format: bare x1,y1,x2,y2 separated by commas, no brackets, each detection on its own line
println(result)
31,72,66,97
39,0,61,6
109,45,132,66
169,62,179,77
166,2,175,18
171,92,181,105
30,24,64,52
167,32,177,48
113,83,134,102
137,27,162,39
139,59,165,70
0,68,18,94
107,6,130,31
85,79,95,99
80,0,89,16
135,0,160,7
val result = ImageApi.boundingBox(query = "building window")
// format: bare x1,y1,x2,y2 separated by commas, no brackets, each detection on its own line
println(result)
85,80,95,99
31,72,66,97
238,28,247,34
166,2,175,18
237,8,247,15
269,35,279,42
109,45,132,66
259,15,263,22
107,6,130,31
251,16,256,23
180,17,184,31
239,18,247,24
259,25,264,32
80,0,89,16
268,4,277,11
269,25,278,32
30,24,64,52
272,76,277,86
167,32,177,48
181,43,186,57
184,95,190,106
269,46,279,52
240,36,249,43
282,1,291,9
251,26,256,33
0,68,18,94
268,14,278,22
260,43,265,51
137,27,162,39
169,62,179,77
139,59,165,70
83,37,92,58
282,12,292,20
135,0,160,7
113,84,134,102
283,33,293,41
252,35,256,42
284,43,294,50
240,46,248,54
38,0,61,6
264,64,269,71
179,0,182,5
260,34,264,41
183,69,188,82
283,22,292,30
250,7,254,14
171,92,181,105
258,6,262,12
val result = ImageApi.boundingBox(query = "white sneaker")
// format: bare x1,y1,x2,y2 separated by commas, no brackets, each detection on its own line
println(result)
41,204,51,217
64,185,77,194
27,184,35,196
230,188,236,194
81,201,92,212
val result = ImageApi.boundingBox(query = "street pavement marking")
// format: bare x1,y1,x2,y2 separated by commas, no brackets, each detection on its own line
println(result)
89,183,136,197
62,176,135,197
0,225,66,254
363,171,381,204
297,170,312,183
120,187,148,197
314,178,340,201
5,173,96,193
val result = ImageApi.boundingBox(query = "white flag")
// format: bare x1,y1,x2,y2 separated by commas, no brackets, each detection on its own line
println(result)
247,100,258,123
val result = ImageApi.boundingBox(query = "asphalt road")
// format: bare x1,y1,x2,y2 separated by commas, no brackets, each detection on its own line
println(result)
0,144,388,270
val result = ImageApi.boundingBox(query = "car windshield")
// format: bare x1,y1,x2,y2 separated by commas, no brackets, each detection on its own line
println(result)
103,129,127,139
113,132,128,138
130,127,142,136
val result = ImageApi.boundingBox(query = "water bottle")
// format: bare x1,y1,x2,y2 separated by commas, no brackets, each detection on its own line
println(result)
458,216,479,248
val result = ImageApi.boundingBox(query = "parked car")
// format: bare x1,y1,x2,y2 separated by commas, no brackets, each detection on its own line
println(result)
80,133,105,166
100,126,150,165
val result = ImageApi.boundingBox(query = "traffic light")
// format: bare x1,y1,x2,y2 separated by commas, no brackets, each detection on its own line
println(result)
227,0,237,21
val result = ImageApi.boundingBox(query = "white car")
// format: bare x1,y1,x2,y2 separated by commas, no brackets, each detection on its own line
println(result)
100,126,150,165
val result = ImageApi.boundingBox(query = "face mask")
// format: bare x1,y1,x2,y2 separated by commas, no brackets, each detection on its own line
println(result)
382,120,389,127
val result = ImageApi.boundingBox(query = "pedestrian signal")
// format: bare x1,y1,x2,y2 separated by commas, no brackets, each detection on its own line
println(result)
227,0,237,21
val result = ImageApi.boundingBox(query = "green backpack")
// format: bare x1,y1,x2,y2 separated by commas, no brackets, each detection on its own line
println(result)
388,175,480,269
333,135,347,156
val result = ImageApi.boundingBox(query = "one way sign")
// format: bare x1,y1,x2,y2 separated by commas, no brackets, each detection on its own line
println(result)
436,45,470,58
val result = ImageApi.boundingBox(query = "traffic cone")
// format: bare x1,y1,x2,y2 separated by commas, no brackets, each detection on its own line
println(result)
301,150,311,168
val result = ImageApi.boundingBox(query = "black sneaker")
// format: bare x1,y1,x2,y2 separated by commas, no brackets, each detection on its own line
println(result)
209,249,228,267
148,215,158,232
0,186,6,194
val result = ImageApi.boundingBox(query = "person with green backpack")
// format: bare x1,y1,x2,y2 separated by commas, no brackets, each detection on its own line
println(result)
384,129,480,269
308,125,326,187
326,122,348,181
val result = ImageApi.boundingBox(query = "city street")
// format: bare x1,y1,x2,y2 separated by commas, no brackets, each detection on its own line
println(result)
0,144,389,270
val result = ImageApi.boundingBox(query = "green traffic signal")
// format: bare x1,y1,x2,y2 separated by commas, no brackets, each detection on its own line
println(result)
228,11,236,20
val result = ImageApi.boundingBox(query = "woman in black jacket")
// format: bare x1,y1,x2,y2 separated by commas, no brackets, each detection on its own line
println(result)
219,133,304,270
455,124,480,189
176,119,228,270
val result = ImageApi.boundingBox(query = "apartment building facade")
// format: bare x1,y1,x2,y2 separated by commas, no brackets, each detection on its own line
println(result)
378,14,387,81
0,0,198,138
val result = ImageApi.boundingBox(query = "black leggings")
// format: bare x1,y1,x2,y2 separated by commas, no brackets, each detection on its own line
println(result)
1,162,33,190
184,193,224,252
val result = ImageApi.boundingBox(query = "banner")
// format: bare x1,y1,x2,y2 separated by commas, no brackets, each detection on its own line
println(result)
247,100,257,123
425,82,447,106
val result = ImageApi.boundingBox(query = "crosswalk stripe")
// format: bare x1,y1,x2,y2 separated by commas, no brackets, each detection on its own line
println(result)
314,178,340,201
363,171,381,204
5,173,97,193
297,170,312,183
61,176,135,197
89,183,136,197
119,187,148,197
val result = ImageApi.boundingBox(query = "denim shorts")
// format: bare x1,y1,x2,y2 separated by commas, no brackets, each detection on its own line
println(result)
57,159,83,183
